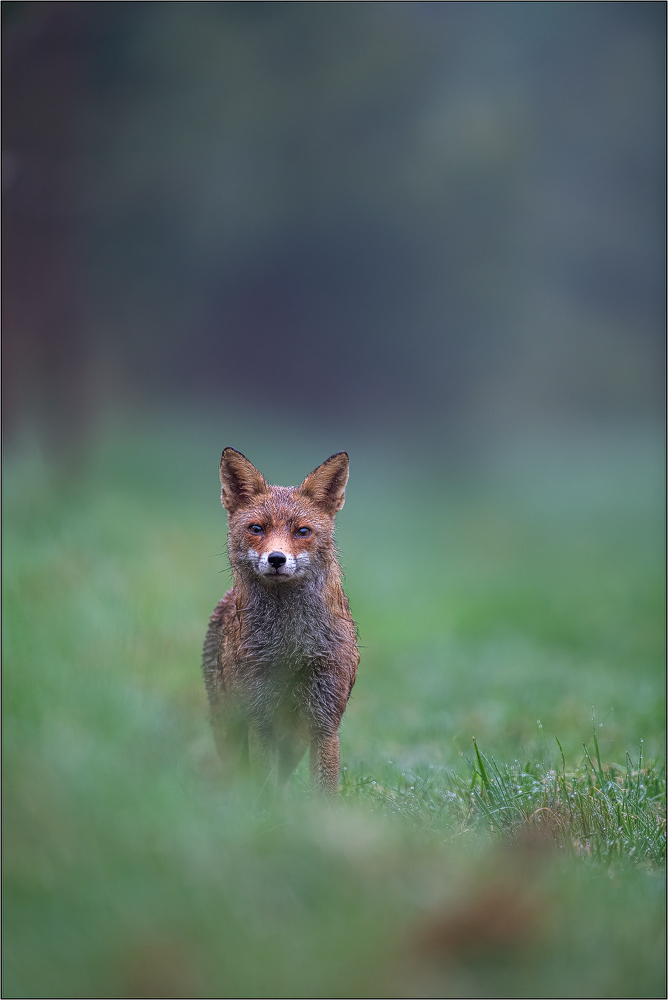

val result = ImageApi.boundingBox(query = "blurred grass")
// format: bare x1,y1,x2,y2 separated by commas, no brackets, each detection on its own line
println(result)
3,410,665,998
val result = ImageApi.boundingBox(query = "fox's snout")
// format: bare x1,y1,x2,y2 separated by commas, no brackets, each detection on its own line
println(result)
248,545,311,581
259,548,296,578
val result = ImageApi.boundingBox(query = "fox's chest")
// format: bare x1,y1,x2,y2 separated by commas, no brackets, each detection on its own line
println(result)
222,617,320,722
228,589,336,664
236,614,330,670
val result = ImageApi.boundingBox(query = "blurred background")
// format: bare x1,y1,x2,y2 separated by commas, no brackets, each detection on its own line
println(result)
3,1,665,448
3,4,665,997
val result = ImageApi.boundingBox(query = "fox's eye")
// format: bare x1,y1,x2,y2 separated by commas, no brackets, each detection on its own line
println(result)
295,527,311,538
247,524,264,535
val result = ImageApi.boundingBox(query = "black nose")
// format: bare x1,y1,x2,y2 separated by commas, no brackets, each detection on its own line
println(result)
268,551,287,569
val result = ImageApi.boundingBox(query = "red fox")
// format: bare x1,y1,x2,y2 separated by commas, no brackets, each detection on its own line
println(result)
202,448,359,793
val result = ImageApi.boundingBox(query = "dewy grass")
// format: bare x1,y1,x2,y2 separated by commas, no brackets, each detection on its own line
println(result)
344,739,666,868
3,413,665,998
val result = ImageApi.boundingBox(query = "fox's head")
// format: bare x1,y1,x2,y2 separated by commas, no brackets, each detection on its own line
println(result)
219,448,349,585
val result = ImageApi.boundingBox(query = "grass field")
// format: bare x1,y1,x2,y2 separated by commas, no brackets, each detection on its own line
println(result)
3,410,665,998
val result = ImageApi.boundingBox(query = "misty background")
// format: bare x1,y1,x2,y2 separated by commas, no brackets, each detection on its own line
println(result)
3,7,666,995
3,1,665,453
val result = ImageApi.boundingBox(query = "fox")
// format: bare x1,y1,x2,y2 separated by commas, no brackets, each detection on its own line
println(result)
202,448,359,793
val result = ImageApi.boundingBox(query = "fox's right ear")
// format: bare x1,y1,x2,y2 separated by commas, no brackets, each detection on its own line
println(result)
300,452,349,514
219,448,268,512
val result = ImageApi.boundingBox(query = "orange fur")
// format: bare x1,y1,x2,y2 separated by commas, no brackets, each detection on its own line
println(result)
202,449,359,793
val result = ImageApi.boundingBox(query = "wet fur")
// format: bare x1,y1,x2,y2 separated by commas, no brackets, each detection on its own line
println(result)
202,450,359,793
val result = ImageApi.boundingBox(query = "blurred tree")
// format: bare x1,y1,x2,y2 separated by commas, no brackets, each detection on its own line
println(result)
2,2,664,444
2,1,89,447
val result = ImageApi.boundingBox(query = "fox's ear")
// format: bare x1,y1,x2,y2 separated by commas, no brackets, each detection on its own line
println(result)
300,452,349,514
219,448,268,512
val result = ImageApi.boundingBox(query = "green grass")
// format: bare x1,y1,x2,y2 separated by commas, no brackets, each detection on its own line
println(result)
343,736,665,867
3,411,665,997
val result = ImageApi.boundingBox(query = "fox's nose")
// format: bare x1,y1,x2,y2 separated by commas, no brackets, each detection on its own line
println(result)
267,551,287,569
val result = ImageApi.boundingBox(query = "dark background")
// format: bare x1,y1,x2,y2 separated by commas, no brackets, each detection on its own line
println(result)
3,9,665,996
3,1,665,453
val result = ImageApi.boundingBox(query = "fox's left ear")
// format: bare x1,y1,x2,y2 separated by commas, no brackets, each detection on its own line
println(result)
219,447,268,512
300,452,349,514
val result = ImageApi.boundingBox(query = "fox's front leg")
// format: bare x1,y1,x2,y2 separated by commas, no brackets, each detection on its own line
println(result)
247,725,277,790
310,732,340,794
208,699,250,775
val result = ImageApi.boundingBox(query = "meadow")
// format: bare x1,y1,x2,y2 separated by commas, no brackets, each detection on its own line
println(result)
3,410,665,998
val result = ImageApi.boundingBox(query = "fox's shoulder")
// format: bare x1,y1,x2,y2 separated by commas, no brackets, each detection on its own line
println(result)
204,589,237,652
208,588,237,629
202,589,237,688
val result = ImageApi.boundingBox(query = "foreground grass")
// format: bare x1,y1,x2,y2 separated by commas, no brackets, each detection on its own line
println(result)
344,739,666,867
3,413,665,997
